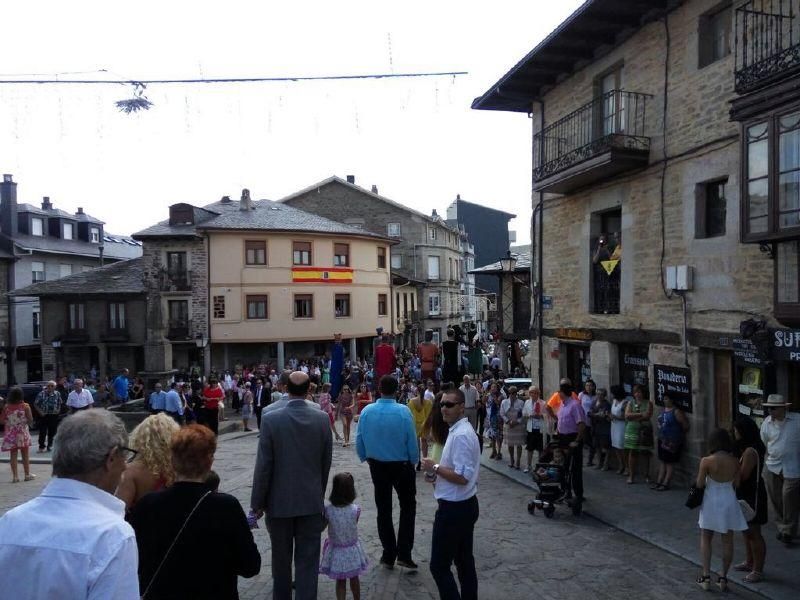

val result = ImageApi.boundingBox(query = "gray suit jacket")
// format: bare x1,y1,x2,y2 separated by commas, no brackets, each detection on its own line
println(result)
263,397,321,414
251,397,333,518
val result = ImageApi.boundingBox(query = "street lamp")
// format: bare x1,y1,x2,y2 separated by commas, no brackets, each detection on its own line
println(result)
500,250,517,273
194,333,209,383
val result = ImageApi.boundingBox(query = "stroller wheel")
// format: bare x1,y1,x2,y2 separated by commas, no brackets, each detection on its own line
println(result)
544,506,555,518
527,501,536,515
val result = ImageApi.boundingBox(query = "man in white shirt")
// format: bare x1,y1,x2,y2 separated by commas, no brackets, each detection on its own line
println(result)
760,394,800,544
459,375,480,430
424,380,436,402
67,378,94,413
422,388,480,600
0,410,139,599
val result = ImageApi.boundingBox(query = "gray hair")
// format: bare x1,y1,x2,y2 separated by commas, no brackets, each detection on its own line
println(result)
52,410,128,478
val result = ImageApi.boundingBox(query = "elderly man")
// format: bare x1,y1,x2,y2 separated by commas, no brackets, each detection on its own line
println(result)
0,410,139,599
459,375,480,430
760,394,800,545
555,378,586,512
251,371,332,600
263,370,320,415
149,382,167,414
34,380,62,452
67,378,94,413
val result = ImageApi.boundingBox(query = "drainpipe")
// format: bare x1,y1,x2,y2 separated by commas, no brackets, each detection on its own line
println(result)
533,98,545,392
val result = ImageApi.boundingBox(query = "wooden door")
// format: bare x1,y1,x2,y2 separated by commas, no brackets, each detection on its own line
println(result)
713,351,733,429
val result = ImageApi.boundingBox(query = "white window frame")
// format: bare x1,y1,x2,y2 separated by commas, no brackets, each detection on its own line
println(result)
109,302,126,329
59,264,72,279
391,253,402,269
429,227,437,240
31,217,44,236
90,227,100,243
31,261,45,283
63,222,74,240
427,256,440,280
428,292,441,316
387,222,401,237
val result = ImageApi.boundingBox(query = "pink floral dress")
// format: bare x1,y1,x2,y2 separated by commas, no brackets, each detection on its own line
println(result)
1,404,32,451
319,503,368,580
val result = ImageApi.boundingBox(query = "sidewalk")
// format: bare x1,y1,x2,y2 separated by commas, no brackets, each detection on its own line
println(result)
480,451,798,600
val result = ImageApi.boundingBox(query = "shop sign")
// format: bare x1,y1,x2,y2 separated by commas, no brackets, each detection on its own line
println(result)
773,328,800,362
731,337,764,366
654,364,693,413
555,327,592,341
542,295,553,310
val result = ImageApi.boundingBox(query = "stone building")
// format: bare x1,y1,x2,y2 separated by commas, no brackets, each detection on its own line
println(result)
474,0,800,466
133,190,394,373
281,175,472,345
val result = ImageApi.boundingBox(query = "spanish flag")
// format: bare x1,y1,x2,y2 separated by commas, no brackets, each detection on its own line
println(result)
292,266,353,283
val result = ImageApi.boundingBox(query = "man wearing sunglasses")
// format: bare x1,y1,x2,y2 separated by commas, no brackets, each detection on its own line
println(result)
0,410,140,599
422,388,481,600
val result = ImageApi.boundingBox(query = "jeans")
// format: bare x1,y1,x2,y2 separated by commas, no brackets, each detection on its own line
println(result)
430,496,479,600
367,459,416,562
37,414,59,450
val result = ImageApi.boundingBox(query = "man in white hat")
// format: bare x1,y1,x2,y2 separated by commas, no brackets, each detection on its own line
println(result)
760,394,800,545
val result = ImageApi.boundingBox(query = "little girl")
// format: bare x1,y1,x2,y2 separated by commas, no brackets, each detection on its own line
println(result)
0,387,35,483
318,383,342,442
338,386,354,447
320,472,368,600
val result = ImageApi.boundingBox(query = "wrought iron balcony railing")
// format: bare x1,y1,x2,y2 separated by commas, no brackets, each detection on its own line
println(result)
533,90,651,193
167,319,192,340
158,268,192,292
735,0,800,93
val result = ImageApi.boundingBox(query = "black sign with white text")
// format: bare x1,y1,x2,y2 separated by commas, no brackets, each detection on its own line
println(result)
654,364,693,413
773,329,800,362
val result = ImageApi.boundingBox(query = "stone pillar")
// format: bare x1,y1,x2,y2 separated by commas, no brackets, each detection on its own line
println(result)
277,341,285,370
350,338,358,362
41,344,56,382
204,345,211,377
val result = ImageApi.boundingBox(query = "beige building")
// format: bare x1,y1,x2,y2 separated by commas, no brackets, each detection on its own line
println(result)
474,0,800,468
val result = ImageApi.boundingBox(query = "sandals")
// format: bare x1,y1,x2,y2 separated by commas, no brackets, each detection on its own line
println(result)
743,571,764,583
11,477,19,483
24,474,36,482
717,576,728,592
696,575,710,591
733,562,752,573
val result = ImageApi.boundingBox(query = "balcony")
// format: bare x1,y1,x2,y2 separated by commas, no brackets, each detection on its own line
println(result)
158,268,192,292
167,319,192,340
592,265,620,315
533,90,652,194
62,329,90,343
100,328,130,343
735,0,800,94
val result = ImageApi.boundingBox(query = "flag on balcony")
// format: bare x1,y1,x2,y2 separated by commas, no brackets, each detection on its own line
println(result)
600,260,619,276
292,266,353,283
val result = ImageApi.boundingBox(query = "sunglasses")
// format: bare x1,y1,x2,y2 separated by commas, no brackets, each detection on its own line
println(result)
441,401,463,409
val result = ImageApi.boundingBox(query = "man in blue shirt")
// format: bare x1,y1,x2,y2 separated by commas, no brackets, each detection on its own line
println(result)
164,382,184,425
149,383,167,414
111,368,130,405
356,375,419,570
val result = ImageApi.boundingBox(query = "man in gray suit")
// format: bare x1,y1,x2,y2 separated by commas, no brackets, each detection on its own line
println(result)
264,370,321,415
251,371,332,600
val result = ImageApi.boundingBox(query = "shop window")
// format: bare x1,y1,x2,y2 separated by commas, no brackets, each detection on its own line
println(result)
213,295,226,319
294,294,313,318
695,178,728,238
335,294,351,317
776,240,800,326
247,295,268,319
378,294,388,316
698,3,731,68
245,240,267,265
292,241,312,266
334,243,349,267
619,345,649,397
377,247,386,269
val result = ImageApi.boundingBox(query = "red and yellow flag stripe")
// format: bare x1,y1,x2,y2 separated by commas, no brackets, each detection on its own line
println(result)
292,266,353,283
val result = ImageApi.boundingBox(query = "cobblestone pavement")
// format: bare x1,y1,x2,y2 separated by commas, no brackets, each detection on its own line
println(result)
1,428,766,600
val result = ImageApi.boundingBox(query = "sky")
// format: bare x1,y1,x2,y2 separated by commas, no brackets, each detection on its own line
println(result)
0,0,583,246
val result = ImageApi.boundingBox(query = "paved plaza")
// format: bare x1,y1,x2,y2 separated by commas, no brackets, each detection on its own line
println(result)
2,424,782,600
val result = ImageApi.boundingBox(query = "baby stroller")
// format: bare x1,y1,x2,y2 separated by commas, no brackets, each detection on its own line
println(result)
527,440,581,517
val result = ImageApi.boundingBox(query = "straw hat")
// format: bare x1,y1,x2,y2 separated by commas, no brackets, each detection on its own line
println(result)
764,394,791,407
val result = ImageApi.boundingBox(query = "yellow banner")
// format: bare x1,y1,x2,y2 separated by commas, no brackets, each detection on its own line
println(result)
601,259,619,276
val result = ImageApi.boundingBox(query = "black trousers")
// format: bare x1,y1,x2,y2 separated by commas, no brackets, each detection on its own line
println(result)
430,496,479,600
367,459,416,563
255,405,263,431
37,414,59,450
203,408,219,435
267,514,324,600
559,433,584,501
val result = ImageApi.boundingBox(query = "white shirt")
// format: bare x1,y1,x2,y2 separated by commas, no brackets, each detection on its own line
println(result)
522,398,545,432
424,389,435,401
499,397,524,424
761,412,800,478
459,384,479,409
67,388,94,409
0,478,139,600
434,417,480,502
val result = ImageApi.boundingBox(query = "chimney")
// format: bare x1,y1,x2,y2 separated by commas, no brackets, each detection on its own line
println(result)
431,209,438,217
0,174,19,236
456,193,461,200
76,207,84,215
239,188,253,211
220,195,232,204
346,175,355,184
41,196,53,210
371,185,379,194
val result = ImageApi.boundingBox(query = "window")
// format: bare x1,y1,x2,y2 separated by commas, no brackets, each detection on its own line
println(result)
62,222,74,240
696,178,728,238
294,294,313,318
428,292,441,316
743,111,800,241
429,227,437,240
31,217,44,236
427,256,440,280
597,67,625,135
109,302,126,330
293,241,312,265
334,243,349,267
377,246,386,269
378,293,388,316
247,295,268,319
31,261,45,283
32,311,40,339
387,222,401,237
590,209,621,315
166,251,188,274
90,227,100,243
245,240,267,265
776,241,800,325
68,303,86,330
391,253,402,269
335,294,351,317
213,295,226,319
168,300,189,329
699,4,731,68
59,264,72,279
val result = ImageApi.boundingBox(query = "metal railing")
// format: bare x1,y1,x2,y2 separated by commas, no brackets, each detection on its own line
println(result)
735,0,800,92
533,90,651,182
592,265,620,315
159,268,192,292
167,318,192,339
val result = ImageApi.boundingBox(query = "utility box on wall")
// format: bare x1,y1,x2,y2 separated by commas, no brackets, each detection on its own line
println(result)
666,265,693,292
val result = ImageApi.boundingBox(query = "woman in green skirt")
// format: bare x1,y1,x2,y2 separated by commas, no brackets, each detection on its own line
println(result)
624,384,654,484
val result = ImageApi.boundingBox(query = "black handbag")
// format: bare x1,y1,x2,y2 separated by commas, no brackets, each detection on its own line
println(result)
686,484,704,509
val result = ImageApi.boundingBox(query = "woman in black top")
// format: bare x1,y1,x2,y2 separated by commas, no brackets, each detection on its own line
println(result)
129,424,260,599
732,416,768,584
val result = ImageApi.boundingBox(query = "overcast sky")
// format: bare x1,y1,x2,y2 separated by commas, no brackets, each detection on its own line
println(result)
0,0,582,246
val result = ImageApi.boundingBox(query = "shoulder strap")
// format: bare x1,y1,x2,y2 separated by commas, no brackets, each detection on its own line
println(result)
141,490,211,599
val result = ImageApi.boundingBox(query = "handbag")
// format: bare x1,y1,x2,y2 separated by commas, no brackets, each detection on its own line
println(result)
637,421,654,448
140,490,211,599
738,448,760,522
686,484,704,509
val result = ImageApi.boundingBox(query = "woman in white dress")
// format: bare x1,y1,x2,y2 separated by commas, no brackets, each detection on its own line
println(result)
695,428,748,591
609,385,628,474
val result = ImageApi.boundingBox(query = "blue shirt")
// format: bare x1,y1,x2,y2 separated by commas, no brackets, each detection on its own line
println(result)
112,376,129,400
164,390,183,415
356,397,419,464
149,391,167,411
